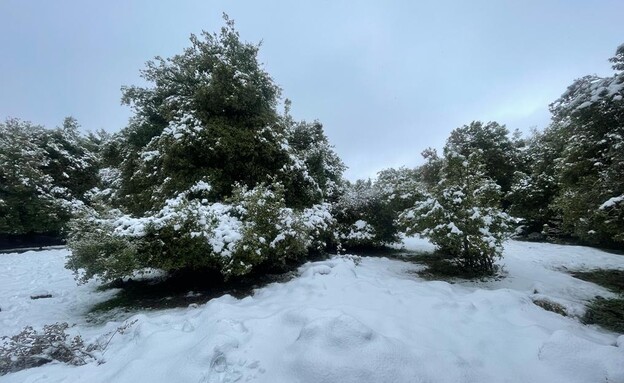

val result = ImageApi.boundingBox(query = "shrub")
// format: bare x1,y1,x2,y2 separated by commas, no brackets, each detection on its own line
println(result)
0,323,97,375
67,182,336,282
398,150,515,273
334,168,423,249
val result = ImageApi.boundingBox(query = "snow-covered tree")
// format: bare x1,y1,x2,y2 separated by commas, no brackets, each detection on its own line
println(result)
110,15,286,215
334,168,424,248
418,147,443,189
547,43,624,245
508,127,564,234
445,121,520,198
0,118,99,237
399,149,515,273
67,16,344,282
279,105,346,208
334,179,382,247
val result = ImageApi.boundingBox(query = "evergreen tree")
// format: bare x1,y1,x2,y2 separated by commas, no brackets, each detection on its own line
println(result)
508,127,564,234
113,15,286,214
333,167,423,248
67,16,343,282
418,147,443,189
547,44,624,245
0,118,99,237
445,121,520,199
279,101,346,208
399,146,514,273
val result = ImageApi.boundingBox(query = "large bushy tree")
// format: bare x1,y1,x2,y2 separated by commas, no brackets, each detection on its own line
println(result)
112,16,286,214
508,127,564,234
67,16,344,282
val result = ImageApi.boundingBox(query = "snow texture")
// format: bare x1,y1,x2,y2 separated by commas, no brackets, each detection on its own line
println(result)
1,239,624,382
600,194,624,210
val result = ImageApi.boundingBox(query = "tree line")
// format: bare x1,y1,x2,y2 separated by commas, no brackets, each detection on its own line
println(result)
1,16,622,280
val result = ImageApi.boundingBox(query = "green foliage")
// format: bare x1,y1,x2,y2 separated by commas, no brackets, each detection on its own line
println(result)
0,118,99,236
226,183,309,275
70,15,343,281
508,127,564,233
399,149,515,273
418,147,443,189
507,43,624,247
280,114,346,208
445,121,520,197
335,167,423,248
546,45,624,246
67,182,332,283
113,15,286,215
67,222,142,284
67,16,343,283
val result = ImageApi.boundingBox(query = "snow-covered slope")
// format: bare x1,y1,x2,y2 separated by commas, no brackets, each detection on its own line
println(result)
1,240,623,383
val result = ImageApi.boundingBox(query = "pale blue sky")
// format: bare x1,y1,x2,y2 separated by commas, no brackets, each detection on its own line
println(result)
1,1,623,179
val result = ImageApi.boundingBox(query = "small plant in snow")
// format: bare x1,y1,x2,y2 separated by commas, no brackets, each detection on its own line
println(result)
399,150,515,273
0,323,97,375
0,320,138,376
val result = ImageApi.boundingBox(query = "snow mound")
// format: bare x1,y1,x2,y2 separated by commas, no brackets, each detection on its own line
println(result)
538,330,624,383
300,263,333,277
287,315,420,383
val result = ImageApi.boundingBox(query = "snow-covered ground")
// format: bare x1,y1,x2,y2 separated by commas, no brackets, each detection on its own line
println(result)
1,239,623,383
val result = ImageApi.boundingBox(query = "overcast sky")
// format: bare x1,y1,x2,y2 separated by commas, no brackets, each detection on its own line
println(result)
1,1,623,180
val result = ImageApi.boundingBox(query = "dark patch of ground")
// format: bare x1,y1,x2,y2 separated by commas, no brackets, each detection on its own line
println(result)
570,269,624,334
582,297,624,334
532,298,568,316
571,269,624,293
352,247,506,282
87,253,330,321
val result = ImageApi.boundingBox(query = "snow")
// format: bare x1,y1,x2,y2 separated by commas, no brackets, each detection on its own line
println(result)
1,239,624,382
600,194,624,210
341,219,375,243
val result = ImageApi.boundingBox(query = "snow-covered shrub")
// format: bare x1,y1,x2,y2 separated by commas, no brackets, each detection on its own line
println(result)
334,168,424,248
334,180,384,248
399,150,515,273
0,118,100,237
340,219,376,247
0,320,138,376
301,202,338,252
67,215,142,283
68,182,337,282
225,183,308,276
0,323,98,375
